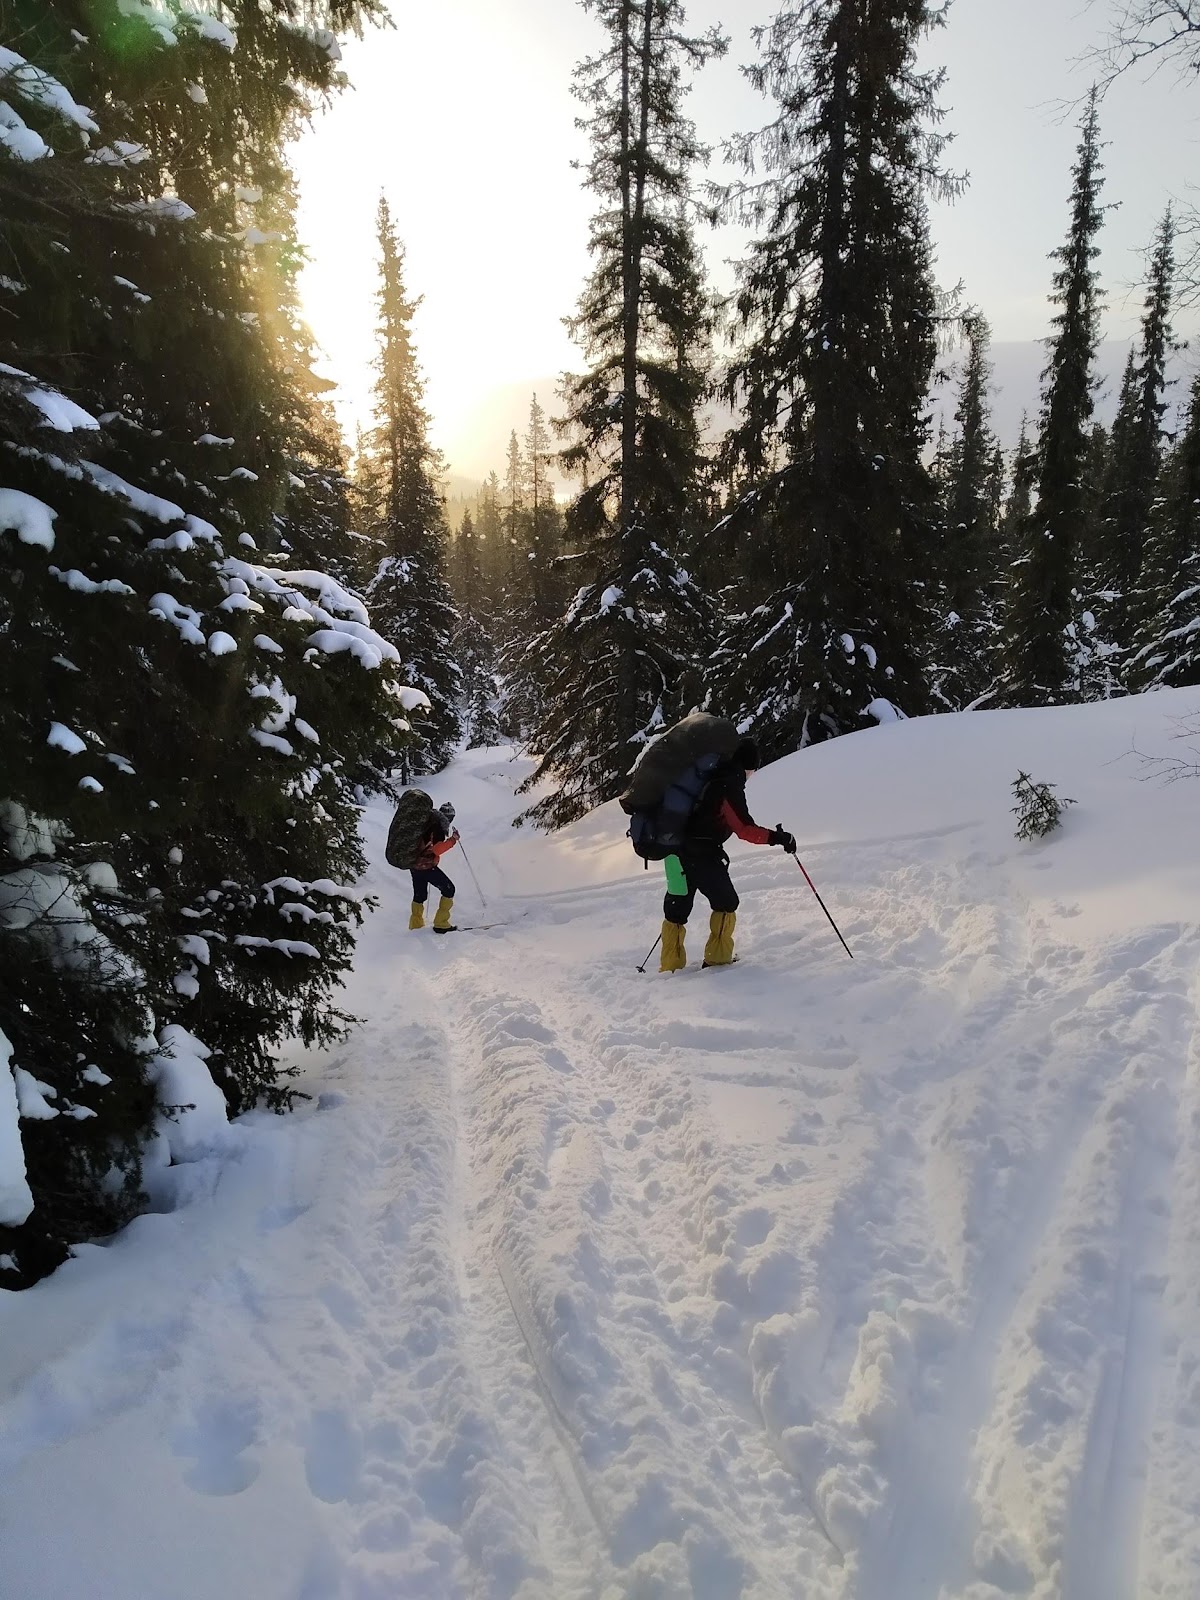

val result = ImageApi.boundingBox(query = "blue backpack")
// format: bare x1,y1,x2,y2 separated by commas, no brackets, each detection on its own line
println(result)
626,750,727,862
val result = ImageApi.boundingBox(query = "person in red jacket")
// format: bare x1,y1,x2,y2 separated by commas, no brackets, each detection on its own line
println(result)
661,739,795,971
409,802,459,933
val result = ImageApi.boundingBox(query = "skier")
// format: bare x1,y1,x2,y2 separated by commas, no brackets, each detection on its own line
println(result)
660,739,796,972
409,801,459,933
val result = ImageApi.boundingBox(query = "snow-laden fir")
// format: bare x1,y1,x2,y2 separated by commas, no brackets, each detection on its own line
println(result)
3,690,1200,1599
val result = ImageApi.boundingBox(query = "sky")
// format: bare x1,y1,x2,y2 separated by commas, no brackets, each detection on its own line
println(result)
292,0,1200,483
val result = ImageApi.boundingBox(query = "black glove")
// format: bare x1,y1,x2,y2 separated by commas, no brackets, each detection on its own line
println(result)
769,827,797,854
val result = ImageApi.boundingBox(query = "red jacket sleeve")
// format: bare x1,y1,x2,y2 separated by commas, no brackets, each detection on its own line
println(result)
718,797,772,846
431,835,457,859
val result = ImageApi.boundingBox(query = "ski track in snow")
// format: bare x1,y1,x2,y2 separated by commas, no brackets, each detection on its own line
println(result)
4,711,1200,1598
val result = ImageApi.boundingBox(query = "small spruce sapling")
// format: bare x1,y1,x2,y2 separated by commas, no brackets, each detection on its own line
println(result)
1011,771,1076,840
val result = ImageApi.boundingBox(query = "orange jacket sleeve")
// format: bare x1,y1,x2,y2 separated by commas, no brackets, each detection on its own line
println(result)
431,835,457,859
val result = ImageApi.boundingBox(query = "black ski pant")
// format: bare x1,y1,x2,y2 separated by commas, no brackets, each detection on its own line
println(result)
663,851,739,925
410,866,455,903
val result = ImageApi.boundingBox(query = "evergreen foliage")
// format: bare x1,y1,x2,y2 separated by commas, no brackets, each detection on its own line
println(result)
934,313,1002,707
1011,771,1076,841
450,510,502,749
709,0,958,757
0,0,410,1286
517,0,725,828
1003,91,1106,706
1130,372,1200,688
1094,209,1175,665
357,198,462,775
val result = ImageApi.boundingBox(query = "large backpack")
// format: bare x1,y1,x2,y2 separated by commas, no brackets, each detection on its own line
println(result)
385,789,434,869
619,713,742,862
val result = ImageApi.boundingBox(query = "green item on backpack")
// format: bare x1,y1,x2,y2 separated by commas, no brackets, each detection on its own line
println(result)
664,854,688,896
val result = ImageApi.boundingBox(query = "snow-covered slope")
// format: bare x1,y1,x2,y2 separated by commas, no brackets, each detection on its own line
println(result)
3,691,1200,1599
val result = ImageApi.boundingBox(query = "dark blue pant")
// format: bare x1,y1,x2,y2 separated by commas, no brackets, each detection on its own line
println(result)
664,852,739,923
411,866,455,903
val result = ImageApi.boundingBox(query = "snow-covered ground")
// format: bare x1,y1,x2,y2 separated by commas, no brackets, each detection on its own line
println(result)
4,691,1200,1599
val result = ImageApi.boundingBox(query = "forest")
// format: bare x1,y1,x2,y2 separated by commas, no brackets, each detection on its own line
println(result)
3,0,1199,1285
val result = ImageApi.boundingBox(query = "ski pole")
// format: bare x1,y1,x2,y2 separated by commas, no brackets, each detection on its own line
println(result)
636,934,662,973
456,838,488,910
785,839,854,960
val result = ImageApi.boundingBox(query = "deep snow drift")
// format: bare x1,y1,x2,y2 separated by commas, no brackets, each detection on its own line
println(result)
3,690,1200,1599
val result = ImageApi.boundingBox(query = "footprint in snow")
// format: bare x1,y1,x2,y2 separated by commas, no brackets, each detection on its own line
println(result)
304,1408,364,1504
171,1394,262,1496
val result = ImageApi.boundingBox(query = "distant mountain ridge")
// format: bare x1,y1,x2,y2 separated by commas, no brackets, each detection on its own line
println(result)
439,338,1195,488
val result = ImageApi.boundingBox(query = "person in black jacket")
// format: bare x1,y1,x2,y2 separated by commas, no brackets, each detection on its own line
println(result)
660,739,795,971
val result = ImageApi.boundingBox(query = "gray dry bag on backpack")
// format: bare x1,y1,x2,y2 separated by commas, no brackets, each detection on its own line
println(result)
619,713,742,862
385,789,434,870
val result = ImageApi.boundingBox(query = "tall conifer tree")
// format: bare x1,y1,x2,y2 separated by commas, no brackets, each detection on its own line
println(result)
709,0,958,754
936,312,1001,706
1130,372,1200,688
359,199,462,772
1096,209,1176,663
0,0,403,1283
517,0,725,827
1003,90,1106,705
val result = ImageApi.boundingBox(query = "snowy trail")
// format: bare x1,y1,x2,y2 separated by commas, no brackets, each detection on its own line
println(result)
4,696,1200,1597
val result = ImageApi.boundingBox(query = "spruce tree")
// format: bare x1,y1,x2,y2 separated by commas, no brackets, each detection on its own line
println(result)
517,0,725,827
1,0,403,1285
1130,372,1200,687
525,393,568,625
1097,210,1176,665
709,0,957,755
359,198,462,774
1003,90,1106,705
451,510,502,748
937,312,1001,706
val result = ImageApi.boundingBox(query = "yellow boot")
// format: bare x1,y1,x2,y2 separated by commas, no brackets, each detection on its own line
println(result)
659,920,687,973
409,902,425,930
703,910,736,967
433,896,456,933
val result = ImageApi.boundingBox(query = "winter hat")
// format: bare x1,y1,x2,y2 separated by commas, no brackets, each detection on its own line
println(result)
734,738,760,771
438,801,456,823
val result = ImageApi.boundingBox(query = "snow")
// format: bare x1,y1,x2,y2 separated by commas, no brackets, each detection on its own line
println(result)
207,632,237,657
0,487,56,550
4,693,1200,1597
0,1029,33,1227
88,141,150,168
179,10,238,51
864,697,903,726
307,27,342,62
178,936,211,966
124,196,197,223
233,936,320,959
148,1026,229,1165
14,1070,59,1121
149,593,206,647
50,567,134,596
0,101,51,161
250,730,294,757
0,364,99,431
303,629,393,670
0,47,98,134
115,0,178,47
47,722,86,756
